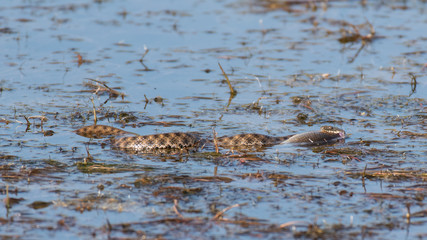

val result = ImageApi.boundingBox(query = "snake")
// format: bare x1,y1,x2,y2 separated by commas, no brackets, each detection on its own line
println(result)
74,125,345,151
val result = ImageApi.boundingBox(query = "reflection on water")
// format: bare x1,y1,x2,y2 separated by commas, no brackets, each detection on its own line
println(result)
0,0,426,239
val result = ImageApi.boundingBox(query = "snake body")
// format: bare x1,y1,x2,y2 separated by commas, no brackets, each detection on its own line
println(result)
113,133,202,150
216,134,289,146
74,125,345,151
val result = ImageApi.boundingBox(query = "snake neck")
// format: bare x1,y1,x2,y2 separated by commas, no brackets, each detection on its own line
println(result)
216,134,290,146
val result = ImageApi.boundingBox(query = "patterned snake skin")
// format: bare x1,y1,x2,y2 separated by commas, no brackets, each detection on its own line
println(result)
216,134,289,146
74,125,345,151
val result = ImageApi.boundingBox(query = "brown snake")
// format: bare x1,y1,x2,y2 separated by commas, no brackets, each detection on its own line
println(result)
74,125,345,151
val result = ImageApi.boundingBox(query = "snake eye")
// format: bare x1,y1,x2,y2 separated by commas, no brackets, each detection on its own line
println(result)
321,126,332,131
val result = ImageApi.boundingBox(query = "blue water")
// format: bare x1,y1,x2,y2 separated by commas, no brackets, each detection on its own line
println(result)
0,0,426,239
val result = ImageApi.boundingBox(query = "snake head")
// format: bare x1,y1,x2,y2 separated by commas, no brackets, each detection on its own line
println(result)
320,126,346,139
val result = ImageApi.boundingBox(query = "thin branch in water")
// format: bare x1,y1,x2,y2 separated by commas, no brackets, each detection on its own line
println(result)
212,128,219,154
86,78,125,99
278,220,310,229
212,203,247,220
139,45,150,63
362,163,367,192
76,52,83,67
218,62,237,96
106,218,112,236
348,42,366,63
83,144,94,164
144,94,150,103
27,115,48,131
173,199,185,219
406,203,411,223
90,97,97,125
4,185,10,210
409,73,417,96
23,116,31,132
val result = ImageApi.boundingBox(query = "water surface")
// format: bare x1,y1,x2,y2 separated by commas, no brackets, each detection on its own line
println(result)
1,0,426,239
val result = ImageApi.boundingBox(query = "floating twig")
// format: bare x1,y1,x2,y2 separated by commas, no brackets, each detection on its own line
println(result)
212,128,219,154
362,163,367,192
139,45,150,63
85,78,125,99
278,220,310,229
173,199,185,219
83,145,93,164
28,115,47,122
337,20,380,63
106,218,112,235
27,116,47,132
143,94,151,109
348,42,366,63
409,73,417,96
23,116,31,132
406,203,411,223
4,185,10,209
218,62,237,96
76,52,84,67
90,97,97,125
144,94,150,104
212,203,247,220
75,52,91,67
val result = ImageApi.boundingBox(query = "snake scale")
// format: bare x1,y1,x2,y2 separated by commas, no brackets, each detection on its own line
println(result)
74,125,345,151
